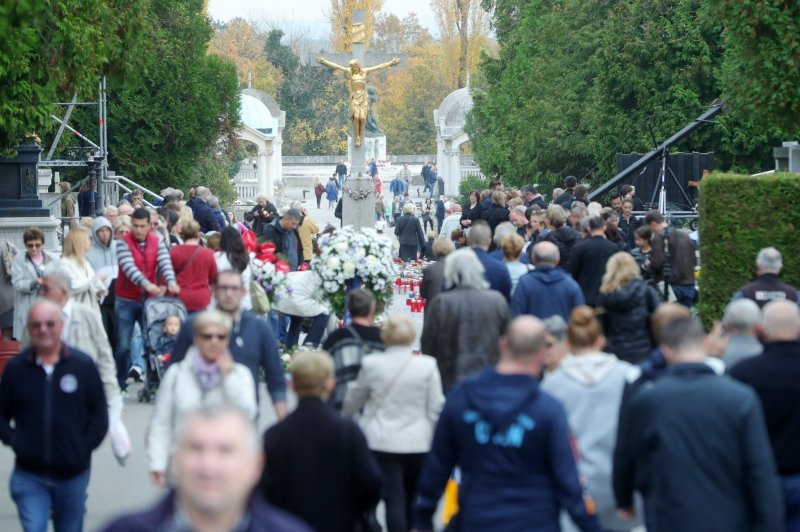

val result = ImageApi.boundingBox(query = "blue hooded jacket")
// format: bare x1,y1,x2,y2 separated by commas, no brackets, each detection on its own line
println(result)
511,265,585,321
413,369,601,531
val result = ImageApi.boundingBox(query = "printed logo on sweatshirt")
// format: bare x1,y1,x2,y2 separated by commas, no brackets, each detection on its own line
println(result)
60,374,78,393
463,410,536,448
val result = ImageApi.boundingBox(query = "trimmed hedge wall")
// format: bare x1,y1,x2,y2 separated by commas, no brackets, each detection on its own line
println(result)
698,172,800,325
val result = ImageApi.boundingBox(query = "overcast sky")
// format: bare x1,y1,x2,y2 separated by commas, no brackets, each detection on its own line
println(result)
207,0,440,38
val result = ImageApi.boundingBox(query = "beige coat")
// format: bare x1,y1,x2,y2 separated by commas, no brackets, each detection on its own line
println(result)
146,349,257,473
343,346,444,454
11,250,58,340
64,300,120,403
297,215,319,262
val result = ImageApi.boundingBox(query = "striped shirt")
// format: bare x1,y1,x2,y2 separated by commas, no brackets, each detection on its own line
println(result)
116,235,176,288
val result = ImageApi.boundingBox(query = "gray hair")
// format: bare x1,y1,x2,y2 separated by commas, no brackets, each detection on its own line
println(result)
289,200,303,211
195,186,210,200
103,206,118,217
207,195,220,209
466,222,492,248
756,247,782,273
553,187,564,198
532,241,560,266
542,315,568,342
172,404,259,456
722,299,761,333
493,222,516,246
444,248,489,290
659,317,705,353
44,269,73,293
571,204,588,218
402,202,415,214
283,208,303,221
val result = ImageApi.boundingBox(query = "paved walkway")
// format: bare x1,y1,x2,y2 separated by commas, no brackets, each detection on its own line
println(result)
0,185,425,530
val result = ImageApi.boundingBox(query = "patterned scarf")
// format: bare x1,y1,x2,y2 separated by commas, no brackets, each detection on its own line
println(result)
188,347,222,394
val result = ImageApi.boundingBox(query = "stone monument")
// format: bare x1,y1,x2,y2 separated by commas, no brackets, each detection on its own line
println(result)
0,140,60,251
341,175,376,229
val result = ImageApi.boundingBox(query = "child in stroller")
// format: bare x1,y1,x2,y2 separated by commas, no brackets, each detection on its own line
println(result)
138,297,187,403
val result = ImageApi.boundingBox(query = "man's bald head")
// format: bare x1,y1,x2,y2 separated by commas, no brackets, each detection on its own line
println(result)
503,316,550,360
761,301,800,342
532,241,559,267
650,303,691,344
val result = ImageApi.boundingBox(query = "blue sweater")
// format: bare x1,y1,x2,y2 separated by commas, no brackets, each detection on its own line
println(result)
474,248,512,302
170,311,286,405
413,369,601,531
511,265,585,321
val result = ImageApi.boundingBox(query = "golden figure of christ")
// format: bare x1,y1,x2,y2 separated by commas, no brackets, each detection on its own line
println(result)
316,56,401,147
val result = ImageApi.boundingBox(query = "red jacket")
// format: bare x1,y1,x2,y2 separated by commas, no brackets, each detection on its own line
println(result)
116,232,160,300
169,245,217,312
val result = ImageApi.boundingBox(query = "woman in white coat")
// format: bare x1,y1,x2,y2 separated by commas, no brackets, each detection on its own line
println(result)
343,314,444,532
11,227,58,341
57,226,105,317
146,310,257,487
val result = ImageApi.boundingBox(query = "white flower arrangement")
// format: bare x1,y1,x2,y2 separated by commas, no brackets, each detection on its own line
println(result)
250,255,291,305
311,226,395,316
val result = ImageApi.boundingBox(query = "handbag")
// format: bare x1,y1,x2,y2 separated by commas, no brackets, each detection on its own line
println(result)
250,279,270,315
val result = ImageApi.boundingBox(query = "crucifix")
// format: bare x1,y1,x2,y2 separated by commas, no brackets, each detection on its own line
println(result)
317,8,401,177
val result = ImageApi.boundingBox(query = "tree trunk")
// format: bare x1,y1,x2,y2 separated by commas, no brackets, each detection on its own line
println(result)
456,0,470,88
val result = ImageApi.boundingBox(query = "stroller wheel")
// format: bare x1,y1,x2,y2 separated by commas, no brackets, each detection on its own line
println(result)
138,389,146,403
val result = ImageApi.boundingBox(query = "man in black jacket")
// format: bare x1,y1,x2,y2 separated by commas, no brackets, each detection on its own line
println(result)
733,247,799,308
260,351,382,532
568,216,619,306
555,175,577,209
263,209,304,271
249,195,279,237
645,210,697,307
185,186,221,233
730,300,800,531
614,317,783,532
0,300,108,532
335,159,348,187
395,202,426,262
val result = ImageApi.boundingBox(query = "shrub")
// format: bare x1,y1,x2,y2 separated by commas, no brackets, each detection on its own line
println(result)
457,174,488,205
698,172,800,326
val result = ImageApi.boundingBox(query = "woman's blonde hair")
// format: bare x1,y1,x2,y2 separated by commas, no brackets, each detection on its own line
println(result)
62,226,89,266
193,310,232,338
600,251,640,294
492,190,506,206
402,202,415,214
501,233,524,261
567,306,603,350
382,314,416,346
291,351,333,397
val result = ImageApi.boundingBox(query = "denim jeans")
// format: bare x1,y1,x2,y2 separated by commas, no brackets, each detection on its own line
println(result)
114,297,144,390
10,468,90,532
670,284,697,308
784,474,800,532
286,314,330,348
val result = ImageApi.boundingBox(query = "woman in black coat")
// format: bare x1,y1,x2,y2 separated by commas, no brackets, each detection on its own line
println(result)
460,190,483,229
482,190,510,234
597,252,661,364
395,203,425,262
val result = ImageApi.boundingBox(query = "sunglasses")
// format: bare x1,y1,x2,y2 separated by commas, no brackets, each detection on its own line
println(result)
199,333,228,341
29,320,58,330
26,242,43,249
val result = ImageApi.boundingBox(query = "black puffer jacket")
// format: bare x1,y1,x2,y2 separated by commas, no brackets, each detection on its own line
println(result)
540,226,578,270
598,278,661,364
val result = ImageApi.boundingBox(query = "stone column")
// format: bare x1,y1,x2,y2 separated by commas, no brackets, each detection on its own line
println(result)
264,147,275,200
445,147,461,197
257,149,268,197
342,175,376,229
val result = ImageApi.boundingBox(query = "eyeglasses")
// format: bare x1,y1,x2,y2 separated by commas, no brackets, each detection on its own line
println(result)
216,285,242,293
29,320,58,330
25,242,42,249
199,333,228,341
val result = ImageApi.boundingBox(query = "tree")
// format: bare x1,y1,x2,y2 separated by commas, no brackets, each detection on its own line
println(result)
106,0,240,199
329,0,384,52
371,12,433,54
378,42,452,154
431,0,492,88
0,0,146,152
210,18,282,96
712,0,800,134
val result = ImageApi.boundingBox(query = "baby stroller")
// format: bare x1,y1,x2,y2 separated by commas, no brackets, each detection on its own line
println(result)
138,296,187,403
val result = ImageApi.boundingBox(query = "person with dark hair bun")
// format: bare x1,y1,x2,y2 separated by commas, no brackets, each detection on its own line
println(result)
541,306,639,532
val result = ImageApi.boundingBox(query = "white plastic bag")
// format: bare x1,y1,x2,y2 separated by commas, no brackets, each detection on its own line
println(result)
108,395,131,465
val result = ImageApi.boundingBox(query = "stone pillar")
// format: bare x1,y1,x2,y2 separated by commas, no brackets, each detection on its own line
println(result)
257,149,268,197
273,139,283,188
342,175,376,229
444,147,461,197
264,147,275,199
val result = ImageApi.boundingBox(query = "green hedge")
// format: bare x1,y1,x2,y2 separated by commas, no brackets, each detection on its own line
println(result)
457,174,488,205
698,172,800,325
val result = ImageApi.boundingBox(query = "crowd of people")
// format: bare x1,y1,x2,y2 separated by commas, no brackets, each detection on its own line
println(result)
0,174,798,532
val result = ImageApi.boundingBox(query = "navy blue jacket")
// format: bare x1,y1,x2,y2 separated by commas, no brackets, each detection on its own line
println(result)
730,340,800,475
614,363,783,532
413,369,601,531
0,346,108,480
511,265,585,321
489,247,531,265
473,248,512,301
170,311,286,406
100,491,312,532
186,197,221,233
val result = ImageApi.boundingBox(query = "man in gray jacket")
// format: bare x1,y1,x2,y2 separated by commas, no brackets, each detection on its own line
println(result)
86,216,117,352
